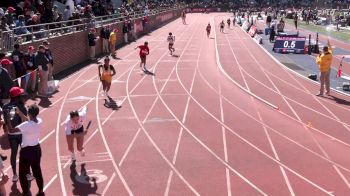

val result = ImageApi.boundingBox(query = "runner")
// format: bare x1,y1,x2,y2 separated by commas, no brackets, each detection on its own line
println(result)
135,42,150,72
64,106,89,161
227,18,231,29
206,23,211,38
167,32,175,56
98,56,116,97
181,10,186,25
220,20,225,33
232,17,236,26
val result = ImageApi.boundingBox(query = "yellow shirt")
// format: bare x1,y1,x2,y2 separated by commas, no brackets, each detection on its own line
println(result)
316,44,332,72
109,32,117,44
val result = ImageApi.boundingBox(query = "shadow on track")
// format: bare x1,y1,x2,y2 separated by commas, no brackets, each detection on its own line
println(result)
70,161,99,196
104,96,122,110
325,95,350,106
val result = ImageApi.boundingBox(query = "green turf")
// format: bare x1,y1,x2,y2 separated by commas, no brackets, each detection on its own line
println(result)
285,19,350,42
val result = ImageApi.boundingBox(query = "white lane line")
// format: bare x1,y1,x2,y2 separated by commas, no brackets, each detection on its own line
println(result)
43,174,58,191
118,128,141,167
233,24,350,191
127,15,201,196
55,61,93,196
92,17,190,196
164,22,205,196
102,172,116,196
223,23,295,196
37,16,187,194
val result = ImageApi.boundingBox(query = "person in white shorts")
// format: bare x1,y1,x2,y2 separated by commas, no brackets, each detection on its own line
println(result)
64,106,89,160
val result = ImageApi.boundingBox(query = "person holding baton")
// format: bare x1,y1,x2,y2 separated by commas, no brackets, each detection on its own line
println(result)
64,106,90,161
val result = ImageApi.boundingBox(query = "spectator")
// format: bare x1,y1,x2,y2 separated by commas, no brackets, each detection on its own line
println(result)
63,5,72,21
11,44,27,90
43,40,54,80
100,25,111,53
53,5,60,22
2,87,27,182
24,46,37,93
0,59,14,107
35,45,50,97
88,28,99,61
0,17,11,32
5,7,16,27
15,15,30,36
27,14,44,39
5,104,45,196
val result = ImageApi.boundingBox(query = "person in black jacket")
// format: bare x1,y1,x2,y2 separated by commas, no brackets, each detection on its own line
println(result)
35,45,50,97
43,40,54,80
24,46,37,93
100,25,111,53
88,28,99,61
0,59,14,107
122,22,128,43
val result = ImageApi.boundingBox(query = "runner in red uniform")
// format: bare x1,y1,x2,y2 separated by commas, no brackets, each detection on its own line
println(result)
135,42,149,71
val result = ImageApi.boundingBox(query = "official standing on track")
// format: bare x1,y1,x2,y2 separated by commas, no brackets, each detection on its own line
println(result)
109,28,118,58
43,41,54,81
64,106,89,161
35,45,50,97
100,25,111,54
316,40,333,96
4,104,45,196
88,28,99,61
293,13,298,30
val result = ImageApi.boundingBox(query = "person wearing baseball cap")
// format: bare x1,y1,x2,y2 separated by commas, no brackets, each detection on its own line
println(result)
35,45,50,97
5,7,15,26
24,46,37,93
43,40,54,80
88,28,99,61
2,87,27,182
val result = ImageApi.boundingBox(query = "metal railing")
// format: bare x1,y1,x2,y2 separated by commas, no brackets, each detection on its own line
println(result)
0,5,184,53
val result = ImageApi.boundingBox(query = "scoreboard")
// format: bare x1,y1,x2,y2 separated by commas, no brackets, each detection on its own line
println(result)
273,36,306,54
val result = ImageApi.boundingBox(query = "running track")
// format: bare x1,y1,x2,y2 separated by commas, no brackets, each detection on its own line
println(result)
2,13,350,195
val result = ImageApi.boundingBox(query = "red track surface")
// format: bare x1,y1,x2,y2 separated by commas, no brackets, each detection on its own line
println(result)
2,13,350,195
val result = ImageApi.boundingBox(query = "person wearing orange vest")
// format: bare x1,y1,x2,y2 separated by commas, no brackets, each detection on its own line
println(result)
316,40,332,96
109,28,118,58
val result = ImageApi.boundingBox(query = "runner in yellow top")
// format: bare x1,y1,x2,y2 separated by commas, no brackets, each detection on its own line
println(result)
98,56,116,97
109,28,118,58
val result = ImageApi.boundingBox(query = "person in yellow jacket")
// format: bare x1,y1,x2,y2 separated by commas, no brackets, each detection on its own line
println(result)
316,40,332,96
98,56,116,97
109,28,119,58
